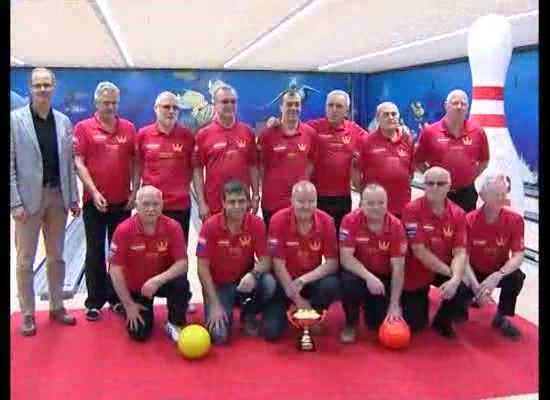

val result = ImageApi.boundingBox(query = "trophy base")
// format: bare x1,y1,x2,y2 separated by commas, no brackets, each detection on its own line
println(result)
297,335,316,352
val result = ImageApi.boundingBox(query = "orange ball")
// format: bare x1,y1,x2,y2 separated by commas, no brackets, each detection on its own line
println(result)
378,320,411,350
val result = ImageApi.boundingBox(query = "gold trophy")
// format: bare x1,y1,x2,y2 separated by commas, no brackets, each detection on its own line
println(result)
287,306,326,351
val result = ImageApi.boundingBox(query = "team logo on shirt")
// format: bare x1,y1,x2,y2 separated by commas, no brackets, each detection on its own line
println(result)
442,226,454,238
298,143,307,152
423,224,434,231
156,240,168,252
309,240,321,251
115,135,127,144
356,236,370,243
237,139,247,148
378,240,390,251
172,143,183,152
371,147,386,153
130,243,146,251
93,135,107,143
462,136,473,145
342,135,351,144
495,237,505,247
473,239,487,246
213,142,227,149
273,144,287,152
146,143,160,149
239,235,251,247
397,147,408,157
217,239,230,246
437,138,450,142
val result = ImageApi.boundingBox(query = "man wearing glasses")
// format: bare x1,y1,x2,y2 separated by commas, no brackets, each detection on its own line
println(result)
135,91,195,244
74,81,138,321
192,84,260,222
415,90,490,212
11,67,80,336
401,167,471,338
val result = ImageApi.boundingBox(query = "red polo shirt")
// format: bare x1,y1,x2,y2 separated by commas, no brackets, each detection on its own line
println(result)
258,123,317,212
192,119,257,214
136,123,194,211
74,114,136,204
415,117,490,190
340,209,407,277
109,214,187,291
466,206,524,275
356,128,414,216
402,197,467,290
196,212,267,286
308,118,366,197
268,207,337,279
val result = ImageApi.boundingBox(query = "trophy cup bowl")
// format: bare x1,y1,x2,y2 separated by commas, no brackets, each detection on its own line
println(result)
287,304,327,351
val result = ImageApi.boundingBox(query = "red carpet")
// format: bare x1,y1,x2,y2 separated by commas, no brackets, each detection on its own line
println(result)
11,294,538,400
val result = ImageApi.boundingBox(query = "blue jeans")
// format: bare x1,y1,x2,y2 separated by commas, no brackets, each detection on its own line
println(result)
204,272,277,344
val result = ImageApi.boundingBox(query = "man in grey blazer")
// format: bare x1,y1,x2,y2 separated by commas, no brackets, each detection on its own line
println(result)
11,67,81,336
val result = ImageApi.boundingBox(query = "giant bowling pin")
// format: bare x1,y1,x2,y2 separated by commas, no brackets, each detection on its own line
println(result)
468,14,525,216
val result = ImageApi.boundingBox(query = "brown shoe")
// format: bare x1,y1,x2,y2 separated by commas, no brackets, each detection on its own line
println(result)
21,315,36,336
49,308,77,326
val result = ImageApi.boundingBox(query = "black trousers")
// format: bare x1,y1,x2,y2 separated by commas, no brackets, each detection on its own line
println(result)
261,208,275,230
447,184,478,212
262,274,340,342
317,195,352,234
83,201,131,310
340,270,392,330
163,208,191,246
401,274,471,332
126,276,191,342
465,269,525,316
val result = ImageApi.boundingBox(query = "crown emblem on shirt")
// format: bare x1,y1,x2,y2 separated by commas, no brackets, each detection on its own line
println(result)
298,143,307,152
156,240,168,252
115,135,127,144
462,136,472,145
237,139,247,148
378,240,390,251
239,235,251,247
309,240,321,251
442,226,454,238
342,135,351,144
496,237,505,247
397,147,408,157
172,143,183,152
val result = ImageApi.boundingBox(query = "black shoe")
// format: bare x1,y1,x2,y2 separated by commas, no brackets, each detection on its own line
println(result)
85,308,102,321
492,316,521,340
21,315,36,336
432,319,456,339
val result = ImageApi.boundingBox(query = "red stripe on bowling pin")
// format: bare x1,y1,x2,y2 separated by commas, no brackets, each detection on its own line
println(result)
470,86,506,127
472,86,504,100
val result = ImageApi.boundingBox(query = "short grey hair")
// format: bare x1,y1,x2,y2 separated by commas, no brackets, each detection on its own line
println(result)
445,89,468,105
154,91,178,108
362,183,387,198
424,166,451,183
212,84,238,101
480,174,509,194
94,81,120,102
375,102,399,120
29,67,56,86
291,180,317,196
136,185,163,202
326,90,350,108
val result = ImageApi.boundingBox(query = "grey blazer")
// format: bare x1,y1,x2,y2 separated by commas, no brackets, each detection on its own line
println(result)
10,105,79,214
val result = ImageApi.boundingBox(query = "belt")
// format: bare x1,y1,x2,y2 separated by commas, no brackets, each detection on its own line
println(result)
43,182,59,188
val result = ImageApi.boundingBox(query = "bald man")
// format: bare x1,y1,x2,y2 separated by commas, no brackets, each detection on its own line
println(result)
462,175,525,339
135,91,195,243
262,181,340,341
109,186,191,342
401,167,471,338
415,90,490,212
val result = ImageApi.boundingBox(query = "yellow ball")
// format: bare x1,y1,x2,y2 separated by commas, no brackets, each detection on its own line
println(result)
177,324,211,360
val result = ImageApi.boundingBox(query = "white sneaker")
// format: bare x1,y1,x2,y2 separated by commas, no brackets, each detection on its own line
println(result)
165,321,182,342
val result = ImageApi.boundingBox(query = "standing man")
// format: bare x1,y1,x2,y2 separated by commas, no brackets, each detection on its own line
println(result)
415,89,490,212
197,180,276,344
259,89,317,228
463,175,525,338
74,81,137,321
135,91,195,243
109,186,192,342
401,167,471,338
193,84,260,221
262,181,340,341
339,184,407,343
11,67,80,336
353,102,414,219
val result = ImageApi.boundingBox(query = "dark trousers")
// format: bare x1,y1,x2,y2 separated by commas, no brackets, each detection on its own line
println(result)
126,276,191,342
262,208,275,230
340,270,392,330
83,201,131,310
317,195,352,234
447,184,478,212
401,274,471,332
262,274,340,342
163,208,191,246
465,269,525,316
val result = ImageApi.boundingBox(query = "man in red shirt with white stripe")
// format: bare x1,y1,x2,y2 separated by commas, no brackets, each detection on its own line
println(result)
192,84,260,221
262,181,340,341
339,184,407,343
109,186,191,342
74,81,138,321
463,175,525,339
415,90,490,212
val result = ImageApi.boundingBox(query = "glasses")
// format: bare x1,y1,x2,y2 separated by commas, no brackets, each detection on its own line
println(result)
218,99,236,105
160,104,178,110
425,181,449,187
